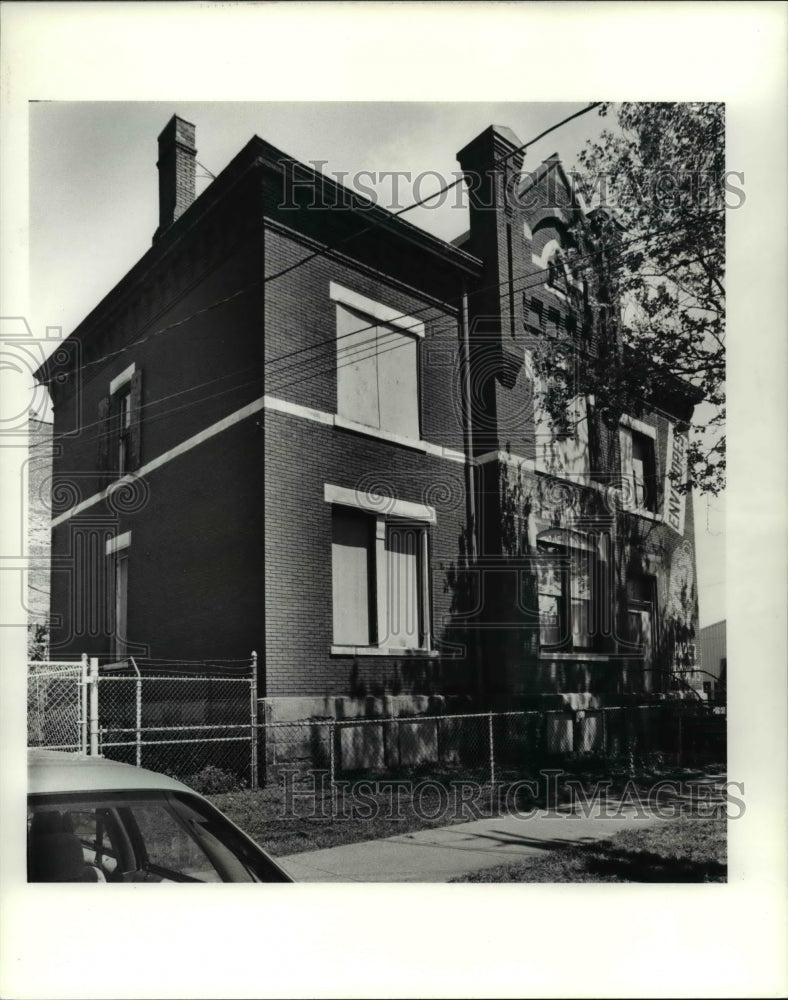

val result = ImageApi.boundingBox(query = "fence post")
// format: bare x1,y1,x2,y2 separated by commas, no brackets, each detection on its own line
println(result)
329,720,336,788
250,651,259,788
328,719,337,817
80,653,89,754
89,657,100,756
130,656,142,768
33,664,45,746
488,711,495,787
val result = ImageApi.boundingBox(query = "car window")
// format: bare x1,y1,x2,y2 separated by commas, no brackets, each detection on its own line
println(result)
28,791,275,883
131,803,223,882
27,806,125,881
69,810,120,874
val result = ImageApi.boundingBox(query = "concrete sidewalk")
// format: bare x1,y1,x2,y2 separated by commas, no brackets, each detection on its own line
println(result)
276,805,665,883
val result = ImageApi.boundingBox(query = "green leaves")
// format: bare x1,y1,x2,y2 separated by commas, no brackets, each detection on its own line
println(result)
569,102,726,495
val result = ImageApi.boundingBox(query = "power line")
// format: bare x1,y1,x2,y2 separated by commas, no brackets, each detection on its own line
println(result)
264,212,721,388
494,102,604,168
40,209,722,450
259,103,603,286
38,172,720,393
263,209,721,380
36,219,265,386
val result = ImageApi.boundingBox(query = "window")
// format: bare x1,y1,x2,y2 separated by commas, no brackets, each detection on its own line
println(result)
537,532,596,652
525,296,543,331
28,792,288,883
106,532,130,661
385,522,424,648
331,283,423,441
631,433,657,510
331,507,374,646
546,247,568,293
619,417,658,512
528,346,591,479
99,364,142,475
327,484,433,653
624,574,658,689
546,306,561,334
114,385,132,474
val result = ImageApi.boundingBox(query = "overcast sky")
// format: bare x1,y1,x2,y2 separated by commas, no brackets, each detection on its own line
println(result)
28,99,725,626
29,100,612,342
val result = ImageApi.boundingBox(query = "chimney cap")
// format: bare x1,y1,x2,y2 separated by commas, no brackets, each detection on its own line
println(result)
157,113,196,146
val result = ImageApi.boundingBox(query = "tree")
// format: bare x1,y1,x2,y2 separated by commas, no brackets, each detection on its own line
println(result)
548,102,726,495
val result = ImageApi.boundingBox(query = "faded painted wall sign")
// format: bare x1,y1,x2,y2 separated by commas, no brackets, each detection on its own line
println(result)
666,540,695,627
664,424,688,535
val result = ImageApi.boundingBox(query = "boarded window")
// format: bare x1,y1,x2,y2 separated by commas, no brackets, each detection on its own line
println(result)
336,304,419,439
533,386,591,478
113,549,128,661
331,507,430,651
331,507,374,646
385,525,421,648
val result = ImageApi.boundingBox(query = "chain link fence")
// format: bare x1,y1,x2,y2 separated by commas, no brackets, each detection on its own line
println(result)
97,664,257,786
27,660,87,752
259,701,717,787
27,657,257,786
28,658,724,788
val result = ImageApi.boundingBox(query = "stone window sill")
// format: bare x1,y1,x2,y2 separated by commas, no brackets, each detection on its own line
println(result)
331,645,439,658
538,652,611,662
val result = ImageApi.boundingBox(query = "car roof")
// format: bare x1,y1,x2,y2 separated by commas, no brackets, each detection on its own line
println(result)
28,749,196,797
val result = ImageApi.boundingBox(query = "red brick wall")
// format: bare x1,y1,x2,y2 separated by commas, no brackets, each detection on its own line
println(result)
49,419,265,662
262,225,466,451
263,408,472,699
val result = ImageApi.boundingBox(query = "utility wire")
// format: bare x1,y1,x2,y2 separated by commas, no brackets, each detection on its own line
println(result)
40,210,722,450
262,103,603,286
264,212,721,385
39,99,720,388
495,102,604,167
38,191,720,391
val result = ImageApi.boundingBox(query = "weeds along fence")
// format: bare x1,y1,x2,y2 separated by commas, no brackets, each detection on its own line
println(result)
260,701,724,787
28,657,725,789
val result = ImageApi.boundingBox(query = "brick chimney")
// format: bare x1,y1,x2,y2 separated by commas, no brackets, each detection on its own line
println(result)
154,115,196,241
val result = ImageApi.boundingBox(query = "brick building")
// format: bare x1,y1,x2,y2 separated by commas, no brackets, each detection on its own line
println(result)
36,116,702,725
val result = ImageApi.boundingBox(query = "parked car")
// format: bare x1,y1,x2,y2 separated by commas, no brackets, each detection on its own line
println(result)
27,749,292,882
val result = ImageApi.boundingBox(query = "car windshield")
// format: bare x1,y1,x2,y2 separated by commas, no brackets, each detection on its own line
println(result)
27,790,287,883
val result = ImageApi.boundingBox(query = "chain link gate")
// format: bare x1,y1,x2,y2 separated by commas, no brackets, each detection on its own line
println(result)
27,657,89,752
27,655,259,786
